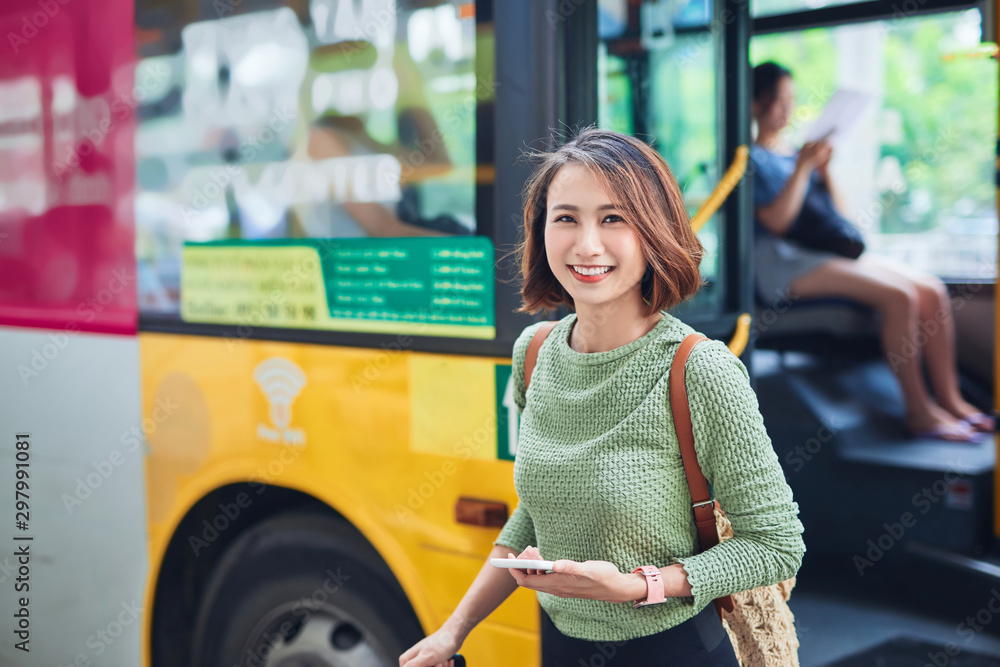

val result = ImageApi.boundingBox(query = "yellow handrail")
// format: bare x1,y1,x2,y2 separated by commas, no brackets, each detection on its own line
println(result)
690,145,749,233
687,145,752,355
727,312,753,357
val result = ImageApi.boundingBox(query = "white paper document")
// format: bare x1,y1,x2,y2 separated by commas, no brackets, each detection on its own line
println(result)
804,88,876,145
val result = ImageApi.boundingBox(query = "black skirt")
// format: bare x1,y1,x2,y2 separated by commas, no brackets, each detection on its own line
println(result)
540,602,741,667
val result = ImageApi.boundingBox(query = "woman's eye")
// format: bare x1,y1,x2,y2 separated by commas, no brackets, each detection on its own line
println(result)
550,214,622,223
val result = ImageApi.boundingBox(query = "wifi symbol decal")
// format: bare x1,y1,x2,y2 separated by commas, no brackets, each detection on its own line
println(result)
253,358,307,430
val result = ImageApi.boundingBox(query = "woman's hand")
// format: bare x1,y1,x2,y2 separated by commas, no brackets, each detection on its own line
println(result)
815,147,834,184
400,543,521,666
507,546,646,604
398,626,461,667
796,140,832,173
511,545,549,576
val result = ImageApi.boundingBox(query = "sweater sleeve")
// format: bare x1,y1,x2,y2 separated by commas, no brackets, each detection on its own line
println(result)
493,321,547,552
494,504,536,552
671,339,806,609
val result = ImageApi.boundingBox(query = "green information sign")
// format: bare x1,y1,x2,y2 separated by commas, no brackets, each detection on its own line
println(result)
495,363,517,461
181,237,496,339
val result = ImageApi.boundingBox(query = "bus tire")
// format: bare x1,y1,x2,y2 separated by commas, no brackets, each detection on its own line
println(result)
191,510,424,667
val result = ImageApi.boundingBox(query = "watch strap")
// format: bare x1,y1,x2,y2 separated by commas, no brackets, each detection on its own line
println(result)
631,565,665,608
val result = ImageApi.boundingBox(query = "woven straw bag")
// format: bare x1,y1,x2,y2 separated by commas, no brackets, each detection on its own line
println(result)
714,508,800,665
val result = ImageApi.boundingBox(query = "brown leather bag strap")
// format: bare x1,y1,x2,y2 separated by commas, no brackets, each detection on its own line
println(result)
669,333,719,551
670,333,736,619
523,321,559,390
671,332,735,619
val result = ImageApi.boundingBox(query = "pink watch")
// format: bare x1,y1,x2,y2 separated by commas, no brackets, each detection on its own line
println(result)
631,565,666,608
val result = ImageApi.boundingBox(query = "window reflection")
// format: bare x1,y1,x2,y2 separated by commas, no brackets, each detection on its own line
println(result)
0,77,45,217
136,0,480,316
751,10,997,279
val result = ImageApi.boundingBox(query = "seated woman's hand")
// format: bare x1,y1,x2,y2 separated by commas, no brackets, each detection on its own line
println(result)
796,140,832,172
507,547,646,604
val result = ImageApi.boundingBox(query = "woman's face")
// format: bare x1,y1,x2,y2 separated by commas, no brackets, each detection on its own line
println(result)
544,162,647,313
756,75,795,133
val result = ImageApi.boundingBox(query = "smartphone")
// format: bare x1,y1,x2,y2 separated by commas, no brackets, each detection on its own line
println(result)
489,558,556,570
451,654,466,667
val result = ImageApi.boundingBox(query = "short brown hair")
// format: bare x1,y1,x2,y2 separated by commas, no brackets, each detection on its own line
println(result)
515,127,705,316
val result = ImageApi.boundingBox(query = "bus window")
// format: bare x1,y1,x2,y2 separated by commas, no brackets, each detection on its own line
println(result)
752,0,869,18
135,0,485,317
597,0,725,314
751,8,997,280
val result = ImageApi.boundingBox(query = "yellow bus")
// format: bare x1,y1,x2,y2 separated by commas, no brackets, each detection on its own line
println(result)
131,1,762,663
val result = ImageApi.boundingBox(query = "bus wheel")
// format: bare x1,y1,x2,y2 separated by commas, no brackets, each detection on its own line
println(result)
192,511,423,667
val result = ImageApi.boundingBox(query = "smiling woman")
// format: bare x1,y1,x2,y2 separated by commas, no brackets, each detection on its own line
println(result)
399,128,804,667
550,173,643,296
518,128,705,326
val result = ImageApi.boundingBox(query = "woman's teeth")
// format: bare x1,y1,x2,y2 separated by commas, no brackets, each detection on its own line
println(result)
572,266,612,276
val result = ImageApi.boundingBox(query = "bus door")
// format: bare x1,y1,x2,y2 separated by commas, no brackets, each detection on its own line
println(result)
747,0,998,614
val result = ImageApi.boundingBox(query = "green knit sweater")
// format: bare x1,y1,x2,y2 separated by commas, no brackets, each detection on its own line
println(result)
494,311,805,642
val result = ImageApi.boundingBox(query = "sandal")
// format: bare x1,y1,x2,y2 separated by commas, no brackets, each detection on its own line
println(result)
907,421,984,443
961,412,996,433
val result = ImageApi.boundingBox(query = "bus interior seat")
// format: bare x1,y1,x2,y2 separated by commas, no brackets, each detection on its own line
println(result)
752,293,882,359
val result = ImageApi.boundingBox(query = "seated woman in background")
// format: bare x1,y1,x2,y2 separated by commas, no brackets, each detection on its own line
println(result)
750,61,993,442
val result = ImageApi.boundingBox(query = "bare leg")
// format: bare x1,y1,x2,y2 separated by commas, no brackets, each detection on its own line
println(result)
862,256,984,424
787,256,971,439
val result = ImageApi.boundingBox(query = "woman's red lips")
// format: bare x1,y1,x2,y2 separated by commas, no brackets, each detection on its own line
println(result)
569,265,616,283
